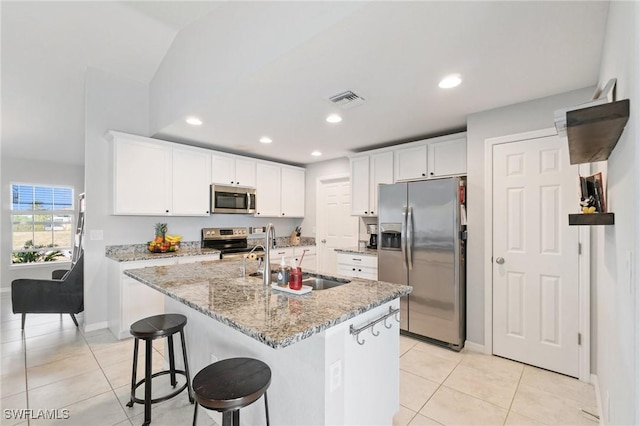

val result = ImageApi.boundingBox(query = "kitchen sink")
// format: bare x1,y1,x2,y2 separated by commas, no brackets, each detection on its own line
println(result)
301,275,350,290
248,271,350,290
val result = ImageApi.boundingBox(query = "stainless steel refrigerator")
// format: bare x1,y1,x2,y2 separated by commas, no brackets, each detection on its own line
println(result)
378,178,466,350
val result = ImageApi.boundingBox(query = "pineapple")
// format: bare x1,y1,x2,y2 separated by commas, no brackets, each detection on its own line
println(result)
154,223,168,241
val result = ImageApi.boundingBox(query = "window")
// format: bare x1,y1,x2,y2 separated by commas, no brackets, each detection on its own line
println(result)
11,184,74,264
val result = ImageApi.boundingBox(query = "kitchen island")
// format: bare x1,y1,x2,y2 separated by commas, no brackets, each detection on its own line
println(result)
124,257,411,425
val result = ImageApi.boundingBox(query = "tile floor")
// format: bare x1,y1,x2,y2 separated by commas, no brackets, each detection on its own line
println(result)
1,293,599,425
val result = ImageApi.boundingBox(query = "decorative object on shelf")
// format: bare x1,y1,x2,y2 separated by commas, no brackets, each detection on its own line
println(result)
579,172,606,213
148,223,181,252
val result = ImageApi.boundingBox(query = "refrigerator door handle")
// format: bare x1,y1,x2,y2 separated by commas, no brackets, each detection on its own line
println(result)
401,206,408,270
407,206,414,270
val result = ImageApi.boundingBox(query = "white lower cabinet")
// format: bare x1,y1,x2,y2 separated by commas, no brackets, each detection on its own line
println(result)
336,252,378,280
108,254,220,339
270,245,316,270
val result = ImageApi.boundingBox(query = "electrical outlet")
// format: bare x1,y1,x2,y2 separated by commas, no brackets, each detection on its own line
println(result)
329,360,342,392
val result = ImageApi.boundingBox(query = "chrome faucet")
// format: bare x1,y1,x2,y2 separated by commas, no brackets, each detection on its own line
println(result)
242,244,265,277
263,223,276,286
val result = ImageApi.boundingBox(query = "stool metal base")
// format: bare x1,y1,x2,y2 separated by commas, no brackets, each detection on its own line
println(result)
126,369,189,406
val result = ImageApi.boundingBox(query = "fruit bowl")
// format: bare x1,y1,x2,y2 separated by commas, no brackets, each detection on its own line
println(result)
147,241,179,253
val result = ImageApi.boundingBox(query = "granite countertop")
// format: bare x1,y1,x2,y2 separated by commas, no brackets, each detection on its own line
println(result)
124,258,411,349
334,247,378,256
105,243,221,262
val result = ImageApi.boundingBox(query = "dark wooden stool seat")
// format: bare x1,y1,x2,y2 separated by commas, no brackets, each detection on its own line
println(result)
192,357,271,426
126,314,193,425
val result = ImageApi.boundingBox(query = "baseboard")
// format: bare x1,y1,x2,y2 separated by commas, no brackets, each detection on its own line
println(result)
591,374,604,425
463,340,485,353
83,321,109,333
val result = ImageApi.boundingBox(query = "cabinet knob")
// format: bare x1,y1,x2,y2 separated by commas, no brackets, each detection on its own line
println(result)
236,181,240,185
364,211,368,214
430,172,434,176
206,211,209,214
371,211,374,215
282,213,285,216
358,269,362,272
257,212,261,215
352,268,356,271
165,210,169,213
421,173,426,177
230,181,234,184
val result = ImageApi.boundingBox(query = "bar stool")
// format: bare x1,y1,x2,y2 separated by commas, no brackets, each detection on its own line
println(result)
192,357,271,426
126,314,193,425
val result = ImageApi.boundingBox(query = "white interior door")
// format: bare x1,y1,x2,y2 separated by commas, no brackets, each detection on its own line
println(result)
317,177,358,275
492,135,580,377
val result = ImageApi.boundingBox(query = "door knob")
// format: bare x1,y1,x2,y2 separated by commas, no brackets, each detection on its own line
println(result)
496,257,505,264
321,239,327,244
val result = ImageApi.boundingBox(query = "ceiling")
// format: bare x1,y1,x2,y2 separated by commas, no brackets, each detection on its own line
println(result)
2,1,609,167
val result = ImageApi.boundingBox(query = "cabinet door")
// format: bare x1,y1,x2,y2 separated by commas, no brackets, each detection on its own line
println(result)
211,154,236,185
235,159,256,187
280,167,305,217
350,156,370,216
113,138,172,215
172,148,211,216
255,163,281,216
369,151,393,216
394,144,427,181
428,137,467,177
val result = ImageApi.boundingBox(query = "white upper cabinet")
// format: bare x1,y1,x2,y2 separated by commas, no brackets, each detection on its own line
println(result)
111,133,172,215
394,144,428,181
427,136,466,177
255,163,305,218
211,154,256,187
350,156,370,216
393,133,467,182
369,151,394,215
255,163,281,217
280,167,305,217
172,146,211,216
350,150,393,216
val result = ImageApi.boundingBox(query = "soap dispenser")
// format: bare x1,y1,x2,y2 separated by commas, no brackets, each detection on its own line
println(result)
276,256,290,287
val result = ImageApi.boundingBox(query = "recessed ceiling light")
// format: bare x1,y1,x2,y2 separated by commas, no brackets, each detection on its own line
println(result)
259,137,272,144
311,150,322,157
326,114,342,123
438,74,462,89
185,116,203,126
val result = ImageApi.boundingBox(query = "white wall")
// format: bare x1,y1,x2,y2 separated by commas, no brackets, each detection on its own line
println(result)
592,2,638,424
84,68,303,330
465,86,595,345
1,157,84,290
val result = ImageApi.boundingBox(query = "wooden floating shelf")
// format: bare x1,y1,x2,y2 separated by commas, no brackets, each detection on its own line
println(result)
568,213,615,226
567,99,630,165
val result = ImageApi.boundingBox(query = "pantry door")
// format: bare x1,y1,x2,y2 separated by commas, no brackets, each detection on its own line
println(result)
316,176,358,275
492,134,580,377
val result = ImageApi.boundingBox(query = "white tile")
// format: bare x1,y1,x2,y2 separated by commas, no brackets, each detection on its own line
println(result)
504,410,547,425
459,352,524,379
443,363,520,408
29,390,128,426
26,351,100,390
130,394,212,426
400,370,439,412
408,413,443,426
420,386,508,426
26,340,92,369
511,383,598,426
1,369,26,398
520,365,597,407
28,369,112,410
394,405,417,426
411,340,465,362
101,354,165,390
0,392,28,426
399,335,418,356
400,348,459,384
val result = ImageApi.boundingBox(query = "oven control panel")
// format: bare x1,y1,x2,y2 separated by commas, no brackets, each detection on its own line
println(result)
202,227,248,240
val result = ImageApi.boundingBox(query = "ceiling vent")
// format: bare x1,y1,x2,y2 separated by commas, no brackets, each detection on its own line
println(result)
328,90,366,109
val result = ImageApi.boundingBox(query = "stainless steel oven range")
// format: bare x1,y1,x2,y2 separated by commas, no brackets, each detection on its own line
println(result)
201,227,249,256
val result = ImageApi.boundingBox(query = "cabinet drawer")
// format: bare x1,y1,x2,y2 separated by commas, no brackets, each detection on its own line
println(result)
337,253,377,268
294,246,316,256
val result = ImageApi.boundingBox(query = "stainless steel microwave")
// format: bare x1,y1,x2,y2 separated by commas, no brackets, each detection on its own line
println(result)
210,184,256,214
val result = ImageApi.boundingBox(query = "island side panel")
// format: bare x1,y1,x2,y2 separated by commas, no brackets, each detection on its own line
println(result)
165,296,328,425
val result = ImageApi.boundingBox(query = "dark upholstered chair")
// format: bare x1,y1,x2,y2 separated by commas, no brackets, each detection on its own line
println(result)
11,252,84,330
